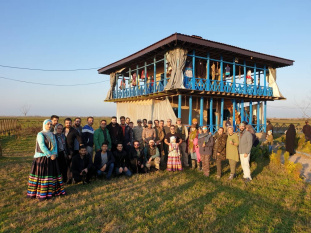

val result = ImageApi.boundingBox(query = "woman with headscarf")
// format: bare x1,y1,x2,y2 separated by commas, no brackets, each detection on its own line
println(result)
197,126,214,176
27,119,66,200
54,123,68,183
188,119,198,169
226,126,239,180
286,124,296,155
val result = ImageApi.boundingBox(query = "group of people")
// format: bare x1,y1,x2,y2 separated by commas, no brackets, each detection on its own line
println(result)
27,115,259,201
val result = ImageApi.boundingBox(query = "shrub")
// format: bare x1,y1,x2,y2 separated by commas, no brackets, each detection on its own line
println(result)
285,161,303,181
270,151,281,166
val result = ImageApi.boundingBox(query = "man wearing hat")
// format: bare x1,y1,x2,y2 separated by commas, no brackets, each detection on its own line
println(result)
145,139,160,171
142,120,156,147
175,118,189,167
302,120,311,142
133,119,144,149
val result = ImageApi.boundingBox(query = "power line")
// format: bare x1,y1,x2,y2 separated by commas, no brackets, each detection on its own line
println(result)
0,64,101,71
0,76,108,86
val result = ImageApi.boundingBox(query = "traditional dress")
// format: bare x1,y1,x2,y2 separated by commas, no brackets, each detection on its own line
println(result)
27,120,66,200
167,137,182,171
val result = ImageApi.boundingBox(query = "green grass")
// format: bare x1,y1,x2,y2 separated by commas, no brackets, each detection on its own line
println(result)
0,118,310,232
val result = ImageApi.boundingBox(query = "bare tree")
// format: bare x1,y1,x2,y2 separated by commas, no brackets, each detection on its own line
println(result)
20,104,31,116
294,97,311,119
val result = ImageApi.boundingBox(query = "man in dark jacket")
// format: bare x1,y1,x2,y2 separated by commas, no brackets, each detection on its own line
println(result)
63,118,83,157
113,143,132,177
124,123,133,153
63,117,83,183
94,143,115,180
71,145,95,184
106,116,123,152
129,140,145,173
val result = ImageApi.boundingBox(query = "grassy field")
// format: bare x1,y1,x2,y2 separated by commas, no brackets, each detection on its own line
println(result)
0,117,311,232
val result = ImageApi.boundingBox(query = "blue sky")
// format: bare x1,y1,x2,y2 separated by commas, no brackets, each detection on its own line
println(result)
0,0,310,118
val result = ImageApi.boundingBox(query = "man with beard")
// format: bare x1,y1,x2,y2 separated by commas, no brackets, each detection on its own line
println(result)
133,119,144,149
82,116,94,157
106,116,123,152
63,117,83,184
73,117,83,152
175,118,189,168
94,119,112,152
72,145,95,184
238,123,253,183
50,115,59,132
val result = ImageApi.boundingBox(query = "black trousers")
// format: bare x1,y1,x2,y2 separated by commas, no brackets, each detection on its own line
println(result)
57,151,67,182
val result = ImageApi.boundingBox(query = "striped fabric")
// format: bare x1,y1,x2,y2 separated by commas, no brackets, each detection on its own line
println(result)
27,157,66,200
167,152,182,171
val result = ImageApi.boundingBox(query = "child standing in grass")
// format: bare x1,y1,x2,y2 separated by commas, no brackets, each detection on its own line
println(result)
167,136,182,171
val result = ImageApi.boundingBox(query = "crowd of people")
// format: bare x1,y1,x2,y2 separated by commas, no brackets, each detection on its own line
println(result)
27,115,264,200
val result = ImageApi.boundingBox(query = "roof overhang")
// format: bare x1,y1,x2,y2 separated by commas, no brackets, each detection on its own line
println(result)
98,33,294,75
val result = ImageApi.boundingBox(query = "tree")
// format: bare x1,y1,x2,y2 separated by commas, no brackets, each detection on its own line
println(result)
20,104,31,116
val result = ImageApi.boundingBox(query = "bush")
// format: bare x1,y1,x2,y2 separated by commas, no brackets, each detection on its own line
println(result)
270,151,281,166
250,144,270,162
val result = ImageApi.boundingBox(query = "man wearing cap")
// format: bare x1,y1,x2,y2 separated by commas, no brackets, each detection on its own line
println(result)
175,118,189,167
145,139,160,171
142,120,156,146
133,119,144,149
302,120,311,142
238,123,253,183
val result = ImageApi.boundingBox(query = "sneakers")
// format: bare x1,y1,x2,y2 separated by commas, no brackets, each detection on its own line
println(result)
244,178,252,184
228,174,236,180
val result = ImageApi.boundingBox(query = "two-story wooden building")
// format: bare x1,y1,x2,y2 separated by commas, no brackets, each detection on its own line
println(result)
98,33,293,133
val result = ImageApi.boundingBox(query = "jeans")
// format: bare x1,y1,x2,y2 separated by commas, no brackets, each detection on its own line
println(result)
240,153,252,179
115,167,132,177
97,163,114,179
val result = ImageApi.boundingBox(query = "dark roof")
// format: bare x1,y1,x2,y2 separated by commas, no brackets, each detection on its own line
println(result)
98,33,294,75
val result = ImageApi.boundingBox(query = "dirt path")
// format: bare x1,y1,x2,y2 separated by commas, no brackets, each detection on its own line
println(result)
289,151,311,183
274,143,311,183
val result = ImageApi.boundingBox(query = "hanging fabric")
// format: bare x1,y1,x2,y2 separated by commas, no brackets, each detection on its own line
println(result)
105,72,116,100
164,48,188,90
267,67,284,98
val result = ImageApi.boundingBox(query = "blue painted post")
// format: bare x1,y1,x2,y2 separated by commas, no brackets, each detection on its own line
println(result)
249,101,253,125
178,95,182,118
264,101,267,132
220,98,224,127
220,56,224,92
129,68,132,96
164,54,167,87
206,53,210,91
253,63,257,95
115,74,118,98
244,61,247,94
263,65,267,96
128,71,131,97
188,96,193,126
144,63,147,95
257,101,260,132
232,99,236,131
209,98,213,133
200,97,204,126
233,59,236,93
192,50,195,89
241,100,244,122
153,57,156,93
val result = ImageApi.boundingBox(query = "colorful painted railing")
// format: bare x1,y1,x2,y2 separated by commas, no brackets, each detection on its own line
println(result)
113,77,273,99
